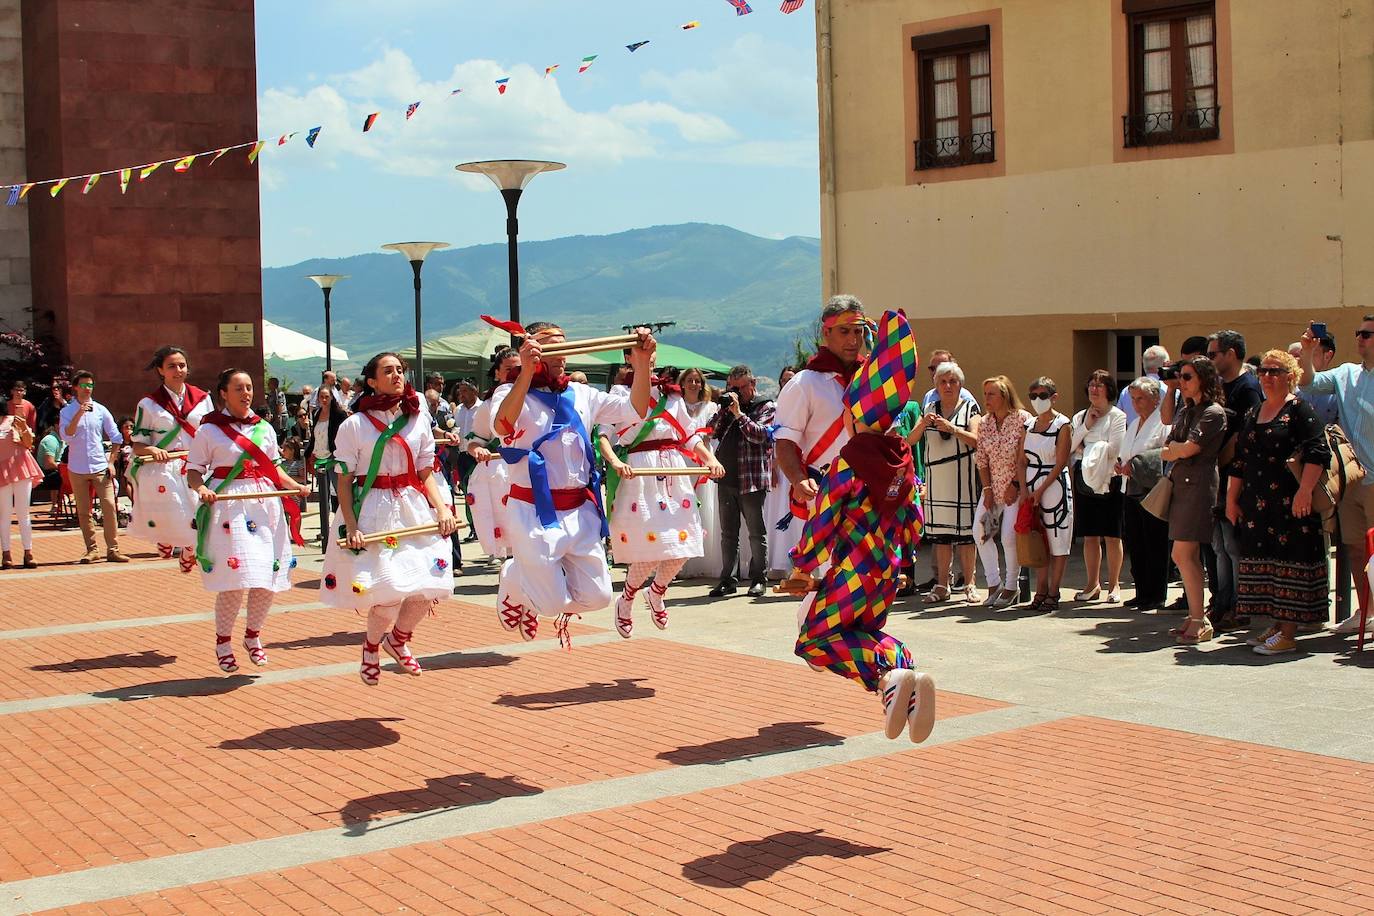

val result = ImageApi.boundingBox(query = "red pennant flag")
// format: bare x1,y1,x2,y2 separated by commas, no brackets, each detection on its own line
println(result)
362,112,379,132
479,314,526,337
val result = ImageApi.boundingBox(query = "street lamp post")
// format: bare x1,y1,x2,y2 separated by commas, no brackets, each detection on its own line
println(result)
381,242,450,385
305,274,348,372
454,160,565,341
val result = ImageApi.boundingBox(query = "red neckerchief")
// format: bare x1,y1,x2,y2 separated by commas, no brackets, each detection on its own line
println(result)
840,431,914,521
151,384,209,436
622,372,682,397
352,382,420,416
505,365,571,393
360,412,424,492
201,412,305,545
805,348,861,385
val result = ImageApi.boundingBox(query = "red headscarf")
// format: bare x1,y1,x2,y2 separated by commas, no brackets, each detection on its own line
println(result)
352,382,421,416
621,372,682,397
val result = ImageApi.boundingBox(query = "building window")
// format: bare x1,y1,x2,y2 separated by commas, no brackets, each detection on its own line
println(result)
1123,1,1219,148
913,27,995,170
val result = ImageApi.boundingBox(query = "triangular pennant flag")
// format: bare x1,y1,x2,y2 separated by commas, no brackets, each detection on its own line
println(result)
81,173,100,194
119,168,131,194
139,162,162,181
450,88,463,96
495,77,509,94
362,112,379,132
173,154,196,172
780,0,805,12
578,55,597,73
276,133,290,146
4,186,18,207
681,20,701,29
49,178,69,198
405,101,421,119
479,314,527,337
306,126,321,148
726,0,754,14
544,64,559,77
209,147,229,165
247,140,265,163
19,183,34,200
626,41,650,52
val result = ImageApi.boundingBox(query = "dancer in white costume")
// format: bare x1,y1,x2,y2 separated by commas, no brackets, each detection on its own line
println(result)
677,369,722,579
187,369,310,673
322,353,459,686
599,374,724,637
462,349,521,561
486,318,656,649
128,346,214,571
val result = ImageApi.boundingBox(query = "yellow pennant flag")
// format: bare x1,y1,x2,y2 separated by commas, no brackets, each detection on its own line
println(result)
247,140,265,164
139,162,162,181
49,178,69,198
173,155,196,173
19,183,34,200
681,20,701,29
119,168,131,194
81,173,100,194
209,147,229,165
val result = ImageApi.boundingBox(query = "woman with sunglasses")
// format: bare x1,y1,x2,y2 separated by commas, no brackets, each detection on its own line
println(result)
1022,377,1074,611
1225,350,1329,655
1161,356,1228,644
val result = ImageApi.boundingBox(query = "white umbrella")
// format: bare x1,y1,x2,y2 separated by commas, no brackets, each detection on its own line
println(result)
262,319,348,362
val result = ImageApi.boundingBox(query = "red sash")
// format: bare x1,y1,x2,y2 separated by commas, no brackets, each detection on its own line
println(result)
208,417,305,546
151,385,209,438
507,484,593,510
360,412,426,496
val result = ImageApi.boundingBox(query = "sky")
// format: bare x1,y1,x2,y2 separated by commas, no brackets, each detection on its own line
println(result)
254,1,822,267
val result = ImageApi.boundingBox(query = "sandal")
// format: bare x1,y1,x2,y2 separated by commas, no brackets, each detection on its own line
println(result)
360,641,381,686
1026,593,1049,612
215,637,238,674
1175,616,1214,645
242,630,268,667
553,613,579,651
1041,597,1060,614
382,629,423,676
922,585,950,604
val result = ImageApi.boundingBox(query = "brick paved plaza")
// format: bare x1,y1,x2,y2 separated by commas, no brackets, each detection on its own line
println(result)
2,515,1373,915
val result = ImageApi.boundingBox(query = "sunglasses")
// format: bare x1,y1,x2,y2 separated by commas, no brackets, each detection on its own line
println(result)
1356,330,1374,340
1178,372,1197,382
1256,366,1287,377
77,382,95,389
1205,351,1222,359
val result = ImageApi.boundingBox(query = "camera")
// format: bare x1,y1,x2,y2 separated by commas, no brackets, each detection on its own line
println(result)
1158,364,1180,381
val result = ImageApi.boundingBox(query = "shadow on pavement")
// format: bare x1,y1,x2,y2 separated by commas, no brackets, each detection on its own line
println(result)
422,650,518,673
494,677,654,710
268,629,363,651
219,716,404,752
92,673,255,702
657,721,844,766
293,578,321,590
683,829,891,887
33,649,176,673
339,772,542,836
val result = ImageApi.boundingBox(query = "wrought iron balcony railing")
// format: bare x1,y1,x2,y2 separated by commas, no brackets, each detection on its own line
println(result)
1122,106,1220,148
914,131,996,171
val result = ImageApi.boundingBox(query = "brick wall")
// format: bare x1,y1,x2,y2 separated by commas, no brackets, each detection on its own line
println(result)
20,0,262,413
0,0,31,341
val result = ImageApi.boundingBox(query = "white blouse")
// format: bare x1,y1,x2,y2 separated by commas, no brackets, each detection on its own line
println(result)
485,382,641,489
774,368,848,469
1119,409,1167,464
333,405,437,481
1071,406,1127,494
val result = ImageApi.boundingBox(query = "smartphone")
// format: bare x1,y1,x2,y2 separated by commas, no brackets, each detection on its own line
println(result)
1311,321,1328,340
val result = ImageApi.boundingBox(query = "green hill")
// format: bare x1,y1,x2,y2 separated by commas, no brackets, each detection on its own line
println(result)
262,223,821,385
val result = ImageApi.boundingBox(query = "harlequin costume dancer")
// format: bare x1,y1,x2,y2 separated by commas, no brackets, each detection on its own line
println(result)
482,315,656,649
779,309,936,743
128,346,213,571
598,372,725,637
187,369,310,673
321,353,459,686
774,295,869,629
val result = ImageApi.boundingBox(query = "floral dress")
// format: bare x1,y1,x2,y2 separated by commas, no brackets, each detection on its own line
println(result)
1229,399,1330,624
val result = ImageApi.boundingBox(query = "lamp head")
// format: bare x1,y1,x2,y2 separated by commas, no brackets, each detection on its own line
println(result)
455,159,566,191
381,241,450,263
306,274,349,290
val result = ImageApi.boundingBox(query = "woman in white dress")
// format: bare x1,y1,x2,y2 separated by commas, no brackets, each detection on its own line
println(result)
1022,377,1074,612
600,373,724,637
129,346,214,571
188,369,310,673
677,368,721,579
321,353,459,686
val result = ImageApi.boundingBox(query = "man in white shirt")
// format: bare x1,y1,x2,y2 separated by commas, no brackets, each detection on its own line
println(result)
58,370,127,563
1116,345,1169,424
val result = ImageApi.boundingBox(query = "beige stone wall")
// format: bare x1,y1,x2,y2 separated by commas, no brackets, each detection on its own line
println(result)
819,0,1374,410
0,0,30,338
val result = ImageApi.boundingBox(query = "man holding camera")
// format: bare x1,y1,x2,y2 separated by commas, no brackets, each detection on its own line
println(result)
709,365,776,598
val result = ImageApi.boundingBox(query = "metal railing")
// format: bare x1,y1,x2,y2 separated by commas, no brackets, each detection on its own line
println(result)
914,131,996,170
1122,106,1221,148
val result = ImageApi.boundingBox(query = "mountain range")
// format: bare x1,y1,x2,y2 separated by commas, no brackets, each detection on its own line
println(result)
262,223,820,383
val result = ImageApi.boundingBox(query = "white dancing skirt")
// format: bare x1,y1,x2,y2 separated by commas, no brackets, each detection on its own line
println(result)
197,477,294,593
608,447,704,564
128,458,199,547
320,486,453,610
466,460,512,559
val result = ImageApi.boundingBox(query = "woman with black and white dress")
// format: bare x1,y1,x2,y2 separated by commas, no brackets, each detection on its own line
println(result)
1022,377,1074,612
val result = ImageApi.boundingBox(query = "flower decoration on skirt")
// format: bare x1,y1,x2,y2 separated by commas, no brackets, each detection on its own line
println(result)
324,574,337,590
351,581,367,595
383,535,399,550
226,557,240,570
245,520,258,534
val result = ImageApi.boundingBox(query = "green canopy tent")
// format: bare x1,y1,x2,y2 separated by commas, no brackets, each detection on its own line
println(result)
563,343,732,379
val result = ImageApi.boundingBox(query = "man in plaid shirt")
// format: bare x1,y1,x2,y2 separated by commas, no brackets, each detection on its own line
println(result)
709,365,776,597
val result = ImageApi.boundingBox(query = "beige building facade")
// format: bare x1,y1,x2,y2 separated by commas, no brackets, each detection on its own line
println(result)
814,0,1374,410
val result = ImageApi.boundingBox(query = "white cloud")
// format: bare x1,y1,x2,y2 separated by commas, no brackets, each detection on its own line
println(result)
639,33,817,127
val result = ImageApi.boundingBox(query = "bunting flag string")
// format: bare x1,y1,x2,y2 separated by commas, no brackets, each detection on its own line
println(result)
2,2,807,200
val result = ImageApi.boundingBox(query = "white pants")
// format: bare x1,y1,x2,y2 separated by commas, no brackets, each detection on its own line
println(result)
500,499,614,618
0,480,33,552
974,500,1020,590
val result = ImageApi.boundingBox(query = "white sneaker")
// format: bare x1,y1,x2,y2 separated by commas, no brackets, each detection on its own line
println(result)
906,672,937,744
878,669,916,740
1329,614,1368,635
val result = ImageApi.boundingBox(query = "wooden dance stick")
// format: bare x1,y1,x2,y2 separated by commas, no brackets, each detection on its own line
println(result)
624,466,707,477
133,450,188,463
210,489,301,501
540,336,640,357
335,520,466,548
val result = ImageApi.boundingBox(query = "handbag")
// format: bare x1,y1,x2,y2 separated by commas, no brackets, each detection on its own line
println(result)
1287,423,1366,533
1013,500,1050,569
1141,470,1173,521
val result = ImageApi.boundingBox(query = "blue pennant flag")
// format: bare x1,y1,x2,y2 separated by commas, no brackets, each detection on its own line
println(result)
626,40,650,52
306,126,322,148
4,186,18,207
